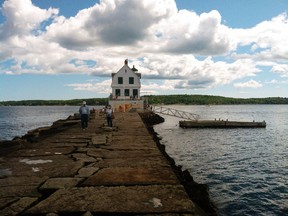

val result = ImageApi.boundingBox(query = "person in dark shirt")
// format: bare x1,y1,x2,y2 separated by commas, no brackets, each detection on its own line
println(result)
79,101,89,129
105,105,114,127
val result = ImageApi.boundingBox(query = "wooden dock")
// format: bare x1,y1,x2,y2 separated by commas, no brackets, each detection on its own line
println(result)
0,111,216,215
179,119,266,128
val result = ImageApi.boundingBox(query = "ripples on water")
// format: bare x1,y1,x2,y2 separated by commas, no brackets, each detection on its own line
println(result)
0,106,79,140
154,105,288,216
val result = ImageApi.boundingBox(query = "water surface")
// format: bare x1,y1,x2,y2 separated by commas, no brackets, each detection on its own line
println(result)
154,105,288,216
0,106,79,140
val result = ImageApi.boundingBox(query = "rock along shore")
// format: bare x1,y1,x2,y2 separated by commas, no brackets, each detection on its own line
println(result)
0,110,217,216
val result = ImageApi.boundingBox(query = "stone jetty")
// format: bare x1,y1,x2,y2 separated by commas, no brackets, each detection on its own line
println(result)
0,110,217,215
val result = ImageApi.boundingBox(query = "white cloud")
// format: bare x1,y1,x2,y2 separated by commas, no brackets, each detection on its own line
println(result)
231,13,288,61
0,0,58,38
65,79,111,94
271,64,288,77
1,0,288,94
85,0,176,46
136,55,259,87
158,10,233,55
234,80,263,88
265,79,288,85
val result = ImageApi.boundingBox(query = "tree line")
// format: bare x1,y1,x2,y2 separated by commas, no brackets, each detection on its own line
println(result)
144,94,288,105
0,98,108,106
0,95,287,106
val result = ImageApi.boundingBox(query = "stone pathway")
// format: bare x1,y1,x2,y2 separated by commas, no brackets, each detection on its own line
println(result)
0,111,206,215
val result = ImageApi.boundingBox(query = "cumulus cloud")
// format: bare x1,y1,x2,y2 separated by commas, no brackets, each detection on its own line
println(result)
0,0,58,39
159,10,232,55
85,0,176,45
65,79,111,94
0,0,288,94
271,64,288,77
234,80,263,88
231,13,288,61
136,55,259,87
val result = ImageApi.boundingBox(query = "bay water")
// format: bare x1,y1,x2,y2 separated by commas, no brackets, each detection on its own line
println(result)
0,105,287,215
154,105,288,216
0,106,79,140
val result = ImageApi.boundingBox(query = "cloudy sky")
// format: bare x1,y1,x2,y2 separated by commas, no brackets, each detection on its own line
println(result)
0,0,288,101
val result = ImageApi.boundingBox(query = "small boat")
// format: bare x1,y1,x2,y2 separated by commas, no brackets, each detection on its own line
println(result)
179,119,266,128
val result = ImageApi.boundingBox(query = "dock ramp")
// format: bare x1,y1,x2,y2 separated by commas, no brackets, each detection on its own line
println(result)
152,105,200,120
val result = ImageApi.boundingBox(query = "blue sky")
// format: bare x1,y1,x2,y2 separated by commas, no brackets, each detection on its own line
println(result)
0,0,288,101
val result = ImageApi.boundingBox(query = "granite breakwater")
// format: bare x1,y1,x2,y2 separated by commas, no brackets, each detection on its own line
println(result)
0,110,217,215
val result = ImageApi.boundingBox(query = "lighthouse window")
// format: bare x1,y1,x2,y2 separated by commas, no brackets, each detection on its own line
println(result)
125,89,130,96
129,77,134,84
115,89,121,97
133,89,138,97
118,77,123,84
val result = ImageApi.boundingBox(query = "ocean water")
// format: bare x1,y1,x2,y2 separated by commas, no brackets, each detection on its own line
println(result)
154,105,288,216
0,106,79,140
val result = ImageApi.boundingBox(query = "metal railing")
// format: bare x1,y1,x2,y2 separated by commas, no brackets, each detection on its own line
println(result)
152,105,200,120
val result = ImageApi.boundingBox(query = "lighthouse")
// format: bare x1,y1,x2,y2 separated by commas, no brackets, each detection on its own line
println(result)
109,59,144,112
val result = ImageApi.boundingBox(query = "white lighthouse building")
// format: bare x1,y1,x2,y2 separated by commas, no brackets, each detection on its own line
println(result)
109,59,144,112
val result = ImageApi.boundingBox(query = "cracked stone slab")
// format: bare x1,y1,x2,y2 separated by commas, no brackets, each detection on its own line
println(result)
87,149,163,159
76,167,100,178
0,197,18,209
8,147,75,157
71,153,97,163
0,185,41,198
82,167,179,186
1,155,84,178
26,185,196,214
74,147,90,153
50,138,91,143
94,157,171,168
40,177,84,190
91,135,107,145
100,138,157,150
0,197,38,216
40,142,88,148
0,176,48,187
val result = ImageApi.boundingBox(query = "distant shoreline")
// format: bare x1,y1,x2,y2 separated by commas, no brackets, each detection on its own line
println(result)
0,94,288,106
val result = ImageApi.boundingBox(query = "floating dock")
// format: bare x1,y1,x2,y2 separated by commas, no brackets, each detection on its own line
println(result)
179,119,266,128
0,111,216,215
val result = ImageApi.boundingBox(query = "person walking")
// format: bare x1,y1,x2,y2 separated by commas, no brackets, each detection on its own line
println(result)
105,105,114,127
79,101,89,130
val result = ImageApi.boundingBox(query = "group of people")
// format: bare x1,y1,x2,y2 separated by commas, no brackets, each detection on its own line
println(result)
79,101,114,129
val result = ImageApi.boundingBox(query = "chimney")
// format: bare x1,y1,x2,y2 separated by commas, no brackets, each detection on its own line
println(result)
132,65,138,72
124,59,128,65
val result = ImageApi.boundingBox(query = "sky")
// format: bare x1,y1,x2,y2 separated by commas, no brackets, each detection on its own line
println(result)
0,0,288,101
